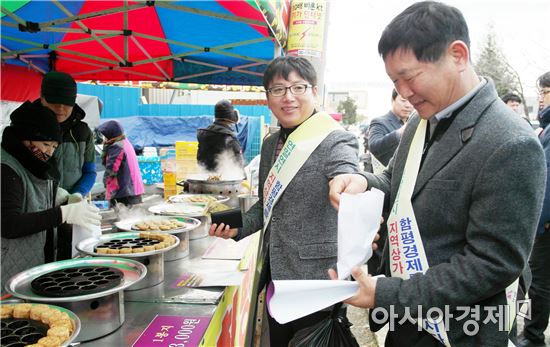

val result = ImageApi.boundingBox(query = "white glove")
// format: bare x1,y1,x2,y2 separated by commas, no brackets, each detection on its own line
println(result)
55,187,70,206
61,200,101,230
68,192,83,204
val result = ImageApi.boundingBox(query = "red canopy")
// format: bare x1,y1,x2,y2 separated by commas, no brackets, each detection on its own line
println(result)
1,1,289,85
1,64,42,101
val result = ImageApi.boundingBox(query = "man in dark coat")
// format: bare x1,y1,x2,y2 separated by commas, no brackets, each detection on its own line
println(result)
34,71,97,261
368,89,413,168
196,100,244,173
329,2,546,346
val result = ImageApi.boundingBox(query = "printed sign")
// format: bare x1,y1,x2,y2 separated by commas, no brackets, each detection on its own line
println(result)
287,0,327,57
132,315,211,347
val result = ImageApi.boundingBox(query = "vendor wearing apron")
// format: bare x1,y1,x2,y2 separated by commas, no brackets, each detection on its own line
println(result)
1,102,101,295
209,55,360,346
328,2,546,346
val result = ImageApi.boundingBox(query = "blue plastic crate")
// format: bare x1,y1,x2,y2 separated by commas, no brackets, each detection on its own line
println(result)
137,156,163,184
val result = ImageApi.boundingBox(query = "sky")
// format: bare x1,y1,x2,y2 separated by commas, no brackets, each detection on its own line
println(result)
324,0,549,97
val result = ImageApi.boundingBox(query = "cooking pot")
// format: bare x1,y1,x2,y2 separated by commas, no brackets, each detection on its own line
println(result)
178,174,245,208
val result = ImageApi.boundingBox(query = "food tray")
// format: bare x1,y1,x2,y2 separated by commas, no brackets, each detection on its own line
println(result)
115,215,201,234
5,257,146,302
168,194,229,205
148,202,207,217
0,303,81,347
76,232,179,258
2,318,49,346
30,266,124,297
97,237,162,253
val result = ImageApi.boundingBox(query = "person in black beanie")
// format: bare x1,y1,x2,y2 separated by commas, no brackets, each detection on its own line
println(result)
196,99,245,174
1,101,100,294
34,71,97,260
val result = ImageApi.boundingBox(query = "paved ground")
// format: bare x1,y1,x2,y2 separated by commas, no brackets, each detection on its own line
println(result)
347,306,378,346
347,307,550,347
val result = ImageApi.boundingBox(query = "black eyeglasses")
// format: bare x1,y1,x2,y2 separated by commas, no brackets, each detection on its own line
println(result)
266,84,313,97
539,89,550,96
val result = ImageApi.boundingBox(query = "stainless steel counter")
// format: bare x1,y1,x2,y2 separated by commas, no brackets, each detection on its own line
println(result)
80,235,239,346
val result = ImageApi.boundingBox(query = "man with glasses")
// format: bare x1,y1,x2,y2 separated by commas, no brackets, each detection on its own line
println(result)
209,55,361,346
328,2,545,345
518,71,550,347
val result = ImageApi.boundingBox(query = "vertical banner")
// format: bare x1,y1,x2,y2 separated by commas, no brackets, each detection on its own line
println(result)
256,0,291,48
287,0,327,57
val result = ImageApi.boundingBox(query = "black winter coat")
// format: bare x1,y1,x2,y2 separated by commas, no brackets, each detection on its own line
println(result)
196,120,244,172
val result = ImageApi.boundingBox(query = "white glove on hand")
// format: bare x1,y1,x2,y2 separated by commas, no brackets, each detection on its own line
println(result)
61,200,101,230
55,187,70,206
68,192,83,204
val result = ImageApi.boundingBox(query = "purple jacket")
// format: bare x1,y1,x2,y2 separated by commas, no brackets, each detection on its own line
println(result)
98,121,144,200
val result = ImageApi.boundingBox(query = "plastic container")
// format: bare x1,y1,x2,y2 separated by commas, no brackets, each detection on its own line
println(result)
175,141,198,160
93,200,110,210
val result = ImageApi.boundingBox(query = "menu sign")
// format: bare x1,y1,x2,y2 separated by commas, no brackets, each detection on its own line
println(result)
132,315,211,347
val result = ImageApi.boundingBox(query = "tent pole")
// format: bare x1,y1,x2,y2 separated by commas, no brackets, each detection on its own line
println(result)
269,42,282,126
124,0,129,63
286,0,329,109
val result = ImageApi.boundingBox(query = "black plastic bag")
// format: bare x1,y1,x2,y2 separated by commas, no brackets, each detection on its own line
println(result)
288,303,360,347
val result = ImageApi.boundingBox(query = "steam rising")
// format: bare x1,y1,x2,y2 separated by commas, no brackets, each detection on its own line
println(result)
197,149,245,180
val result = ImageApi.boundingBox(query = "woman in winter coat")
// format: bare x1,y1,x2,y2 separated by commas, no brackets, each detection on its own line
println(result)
97,120,144,207
1,101,100,293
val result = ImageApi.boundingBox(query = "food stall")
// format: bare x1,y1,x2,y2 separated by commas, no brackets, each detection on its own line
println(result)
80,231,262,347
1,1,284,345
4,197,264,347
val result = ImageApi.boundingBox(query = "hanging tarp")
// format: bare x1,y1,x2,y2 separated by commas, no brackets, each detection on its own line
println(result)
104,115,262,162
1,0,287,84
1,94,102,134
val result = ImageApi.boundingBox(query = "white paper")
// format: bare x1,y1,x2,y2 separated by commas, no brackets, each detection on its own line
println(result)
337,189,384,279
266,280,359,324
202,234,252,260
72,224,101,257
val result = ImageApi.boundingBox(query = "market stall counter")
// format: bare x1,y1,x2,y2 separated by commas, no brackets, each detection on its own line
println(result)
78,230,263,347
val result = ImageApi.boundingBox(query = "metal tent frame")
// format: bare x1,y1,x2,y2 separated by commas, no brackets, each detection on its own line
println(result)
1,0,284,84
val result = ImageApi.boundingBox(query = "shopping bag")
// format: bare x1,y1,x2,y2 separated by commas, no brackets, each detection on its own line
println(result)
288,302,360,347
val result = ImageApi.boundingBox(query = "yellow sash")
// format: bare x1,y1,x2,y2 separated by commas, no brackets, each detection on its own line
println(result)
262,112,342,227
387,119,518,346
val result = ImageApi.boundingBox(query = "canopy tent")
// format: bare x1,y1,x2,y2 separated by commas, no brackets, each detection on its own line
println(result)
1,0,289,85
2,94,103,132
